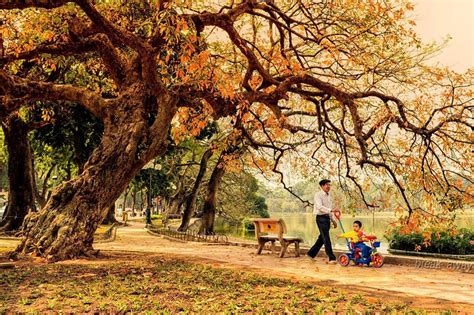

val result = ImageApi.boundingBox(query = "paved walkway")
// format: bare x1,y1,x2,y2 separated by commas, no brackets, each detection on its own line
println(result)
2,222,473,308
94,222,473,307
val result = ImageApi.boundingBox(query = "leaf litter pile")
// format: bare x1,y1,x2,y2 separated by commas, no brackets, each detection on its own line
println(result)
0,254,455,313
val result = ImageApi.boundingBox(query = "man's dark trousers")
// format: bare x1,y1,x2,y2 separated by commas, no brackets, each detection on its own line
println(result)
307,215,336,260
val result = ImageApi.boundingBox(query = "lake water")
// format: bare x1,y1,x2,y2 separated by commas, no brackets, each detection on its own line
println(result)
215,210,474,253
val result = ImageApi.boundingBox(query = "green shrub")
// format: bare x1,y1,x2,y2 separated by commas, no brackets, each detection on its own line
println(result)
242,217,256,231
151,214,162,220
387,228,474,255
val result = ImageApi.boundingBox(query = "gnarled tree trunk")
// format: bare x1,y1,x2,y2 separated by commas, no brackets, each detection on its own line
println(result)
178,148,213,231
199,153,226,235
17,89,176,261
0,115,36,232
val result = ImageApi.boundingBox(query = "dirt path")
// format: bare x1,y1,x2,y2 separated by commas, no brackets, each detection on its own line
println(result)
2,222,472,310
93,222,474,308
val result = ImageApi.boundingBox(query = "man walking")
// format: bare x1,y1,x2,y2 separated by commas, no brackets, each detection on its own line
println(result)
307,179,338,263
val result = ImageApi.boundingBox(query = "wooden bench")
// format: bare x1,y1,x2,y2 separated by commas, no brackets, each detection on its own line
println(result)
252,218,303,258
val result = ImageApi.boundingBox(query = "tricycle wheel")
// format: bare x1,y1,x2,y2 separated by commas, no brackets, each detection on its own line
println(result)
338,254,350,267
372,254,384,268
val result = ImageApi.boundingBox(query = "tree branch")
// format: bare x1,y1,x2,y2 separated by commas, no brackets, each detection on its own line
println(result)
0,0,71,9
0,71,109,118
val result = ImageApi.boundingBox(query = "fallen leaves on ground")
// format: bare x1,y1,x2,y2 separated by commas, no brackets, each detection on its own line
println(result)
0,254,450,313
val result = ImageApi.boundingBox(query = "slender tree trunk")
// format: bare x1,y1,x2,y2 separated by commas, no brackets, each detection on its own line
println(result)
65,160,72,181
139,191,144,213
131,190,137,216
17,94,176,261
199,153,226,235
164,186,186,215
122,188,129,213
154,199,159,214
101,204,117,225
164,159,192,214
0,115,36,232
171,196,185,214
178,149,213,231
33,164,54,209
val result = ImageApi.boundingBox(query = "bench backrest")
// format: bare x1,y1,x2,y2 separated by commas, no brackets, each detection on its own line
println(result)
252,218,287,240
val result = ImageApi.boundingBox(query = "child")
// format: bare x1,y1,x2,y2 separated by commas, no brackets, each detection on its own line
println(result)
337,220,372,262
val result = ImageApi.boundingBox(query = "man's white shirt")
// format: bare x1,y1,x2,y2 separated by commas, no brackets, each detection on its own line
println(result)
313,190,332,215
313,190,338,225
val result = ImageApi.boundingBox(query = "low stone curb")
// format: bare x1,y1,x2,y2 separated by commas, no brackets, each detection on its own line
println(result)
145,228,186,243
1,225,120,243
153,234,474,273
387,248,474,261
0,262,15,269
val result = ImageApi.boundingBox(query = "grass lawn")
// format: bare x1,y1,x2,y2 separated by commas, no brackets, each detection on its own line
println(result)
0,254,455,313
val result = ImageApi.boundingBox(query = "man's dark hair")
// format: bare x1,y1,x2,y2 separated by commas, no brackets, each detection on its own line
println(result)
353,220,362,228
319,179,331,186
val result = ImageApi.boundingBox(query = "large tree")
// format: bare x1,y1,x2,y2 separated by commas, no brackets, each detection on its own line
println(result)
0,0,471,260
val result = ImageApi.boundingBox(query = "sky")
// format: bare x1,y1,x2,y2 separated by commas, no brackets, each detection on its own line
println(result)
413,0,473,72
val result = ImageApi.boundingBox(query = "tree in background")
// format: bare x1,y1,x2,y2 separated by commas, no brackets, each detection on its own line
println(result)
0,113,35,232
199,142,246,234
178,148,213,231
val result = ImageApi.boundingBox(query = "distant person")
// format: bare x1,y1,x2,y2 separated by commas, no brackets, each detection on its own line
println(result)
307,179,338,263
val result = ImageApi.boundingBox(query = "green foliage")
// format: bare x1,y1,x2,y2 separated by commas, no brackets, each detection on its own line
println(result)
250,195,269,218
28,103,103,198
150,214,162,220
387,228,474,255
195,121,218,141
241,176,269,219
30,103,103,169
0,129,7,165
241,217,255,232
216,172,269,222
0,130,7,191
131,167,171,199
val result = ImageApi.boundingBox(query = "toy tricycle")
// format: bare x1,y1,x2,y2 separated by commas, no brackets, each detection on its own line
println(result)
332,210,384,268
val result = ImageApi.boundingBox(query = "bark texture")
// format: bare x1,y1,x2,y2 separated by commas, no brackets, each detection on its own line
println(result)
16,83,177,260
199,153,226,235
0,115,36,232
178,149,213,231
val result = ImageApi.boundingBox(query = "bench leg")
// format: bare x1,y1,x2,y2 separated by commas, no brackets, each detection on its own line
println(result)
257,240,265,255
271,240,276,255
279,240,288,258
295,242,300,257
